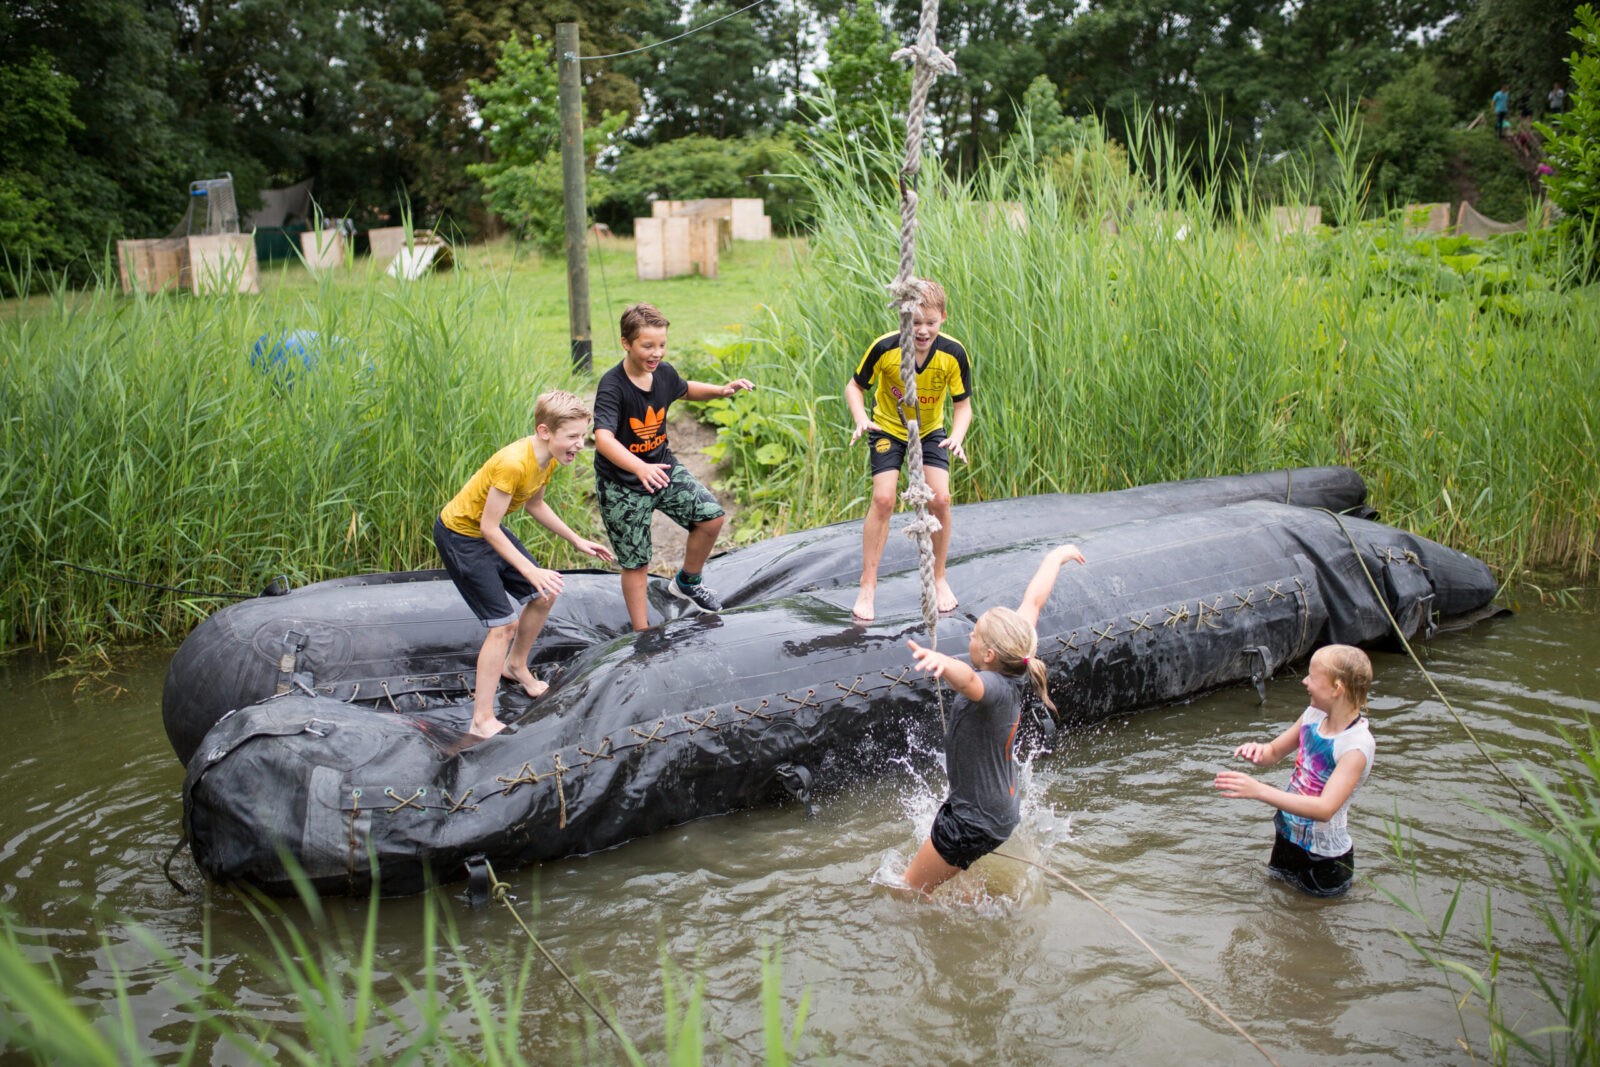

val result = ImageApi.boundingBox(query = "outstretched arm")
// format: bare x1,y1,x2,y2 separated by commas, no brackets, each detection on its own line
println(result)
685,378,755,401
1016,544,1087,627
524,491,614,564
1214,749,1367,822
907,640,985,702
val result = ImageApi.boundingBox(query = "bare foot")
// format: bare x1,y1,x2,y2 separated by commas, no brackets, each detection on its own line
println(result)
935,578,958,614
851,588,875,623
501,665,549,699
468,716,507,740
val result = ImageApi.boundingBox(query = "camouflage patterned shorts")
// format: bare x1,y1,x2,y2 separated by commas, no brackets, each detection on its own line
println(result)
597,465,724,570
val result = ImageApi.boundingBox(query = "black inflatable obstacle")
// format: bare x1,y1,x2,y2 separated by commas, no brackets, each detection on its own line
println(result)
168,469,1498,896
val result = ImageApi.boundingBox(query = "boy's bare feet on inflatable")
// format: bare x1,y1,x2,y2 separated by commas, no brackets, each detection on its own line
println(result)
935,578,958,614
851,588,875,623
466,716,507,741
501,665,549,699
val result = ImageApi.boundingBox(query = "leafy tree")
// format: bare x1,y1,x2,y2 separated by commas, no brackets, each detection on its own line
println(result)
1364,60,1458,208
0,51,80,272
815,0,912,145
1437,0,1585,122
618,0,785,142
1538,4,1600,222
594,132,809,234
467,33,625,253
888,0,1042,171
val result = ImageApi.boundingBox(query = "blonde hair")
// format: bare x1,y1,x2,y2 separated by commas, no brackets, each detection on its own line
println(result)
918,279,947,316
1313,643,1372,713
620,302,670,342
974,606,1055,715
534,389,590,432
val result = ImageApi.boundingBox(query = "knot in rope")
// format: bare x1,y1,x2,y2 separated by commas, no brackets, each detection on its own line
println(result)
890,43,957,78
901,480,937,510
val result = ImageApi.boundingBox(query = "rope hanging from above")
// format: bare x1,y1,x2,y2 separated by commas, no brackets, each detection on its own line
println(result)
890,0,957,641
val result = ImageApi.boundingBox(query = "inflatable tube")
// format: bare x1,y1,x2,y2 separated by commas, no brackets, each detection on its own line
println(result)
180,497,1496,896
162,466,1370,765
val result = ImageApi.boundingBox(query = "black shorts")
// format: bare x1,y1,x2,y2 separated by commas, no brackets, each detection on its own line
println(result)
433,516,540,627
929,800,1009,870
1267,834,1355,897
867,428,950,477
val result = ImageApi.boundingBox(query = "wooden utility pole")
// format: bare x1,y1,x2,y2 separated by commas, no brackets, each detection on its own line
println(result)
556,22,592,373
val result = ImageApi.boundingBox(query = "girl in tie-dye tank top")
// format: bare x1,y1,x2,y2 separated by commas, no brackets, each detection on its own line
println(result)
1213,644,1375,897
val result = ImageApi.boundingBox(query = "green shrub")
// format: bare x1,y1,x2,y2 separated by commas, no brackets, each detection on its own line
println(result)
1538,5,1600,224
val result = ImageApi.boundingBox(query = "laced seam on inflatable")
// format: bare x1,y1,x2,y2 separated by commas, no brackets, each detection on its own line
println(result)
782,688,821,711
630,721,669,746
384,787,425,813
443,789,477,813
734,700,772,722
880,667,913,690
685,710,720,733
553,754,569,829
578,737,615,764
835,676,871,699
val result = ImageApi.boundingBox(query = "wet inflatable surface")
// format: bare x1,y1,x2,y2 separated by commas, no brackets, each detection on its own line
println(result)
168,469,1499,895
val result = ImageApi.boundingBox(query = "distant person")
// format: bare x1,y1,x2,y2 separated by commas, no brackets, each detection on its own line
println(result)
845,279,973,623
1214,644,1375,897
435,390,615,738
900,543,1088,897
1493,84,1511,137
592,302,754,630
1549,81,1567,115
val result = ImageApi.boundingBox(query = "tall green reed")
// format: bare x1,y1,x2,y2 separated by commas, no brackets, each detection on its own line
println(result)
0,257,598,650
723,99,1598,583
0,868,810,1064
1380,716,1600,1064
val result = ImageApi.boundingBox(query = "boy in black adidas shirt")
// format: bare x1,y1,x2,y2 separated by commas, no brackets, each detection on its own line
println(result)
593,303,755,630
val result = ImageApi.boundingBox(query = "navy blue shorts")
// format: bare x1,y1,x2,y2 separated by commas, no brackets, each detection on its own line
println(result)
433,515,541,627
868,428,950,477
1268,834,1355,897
929,800,1009,870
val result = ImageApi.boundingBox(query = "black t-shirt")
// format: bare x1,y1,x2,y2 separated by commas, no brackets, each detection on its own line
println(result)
593,359,688,490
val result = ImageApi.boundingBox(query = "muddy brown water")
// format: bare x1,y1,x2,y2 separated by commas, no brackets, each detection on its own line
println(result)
1,599,1597,1063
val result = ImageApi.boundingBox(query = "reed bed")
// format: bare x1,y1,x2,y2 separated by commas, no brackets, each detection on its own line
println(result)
4,120,1597,653
0,239,799,651
729,114,1600,588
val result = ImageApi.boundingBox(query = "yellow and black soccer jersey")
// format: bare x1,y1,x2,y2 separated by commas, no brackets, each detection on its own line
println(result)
851,330,972,441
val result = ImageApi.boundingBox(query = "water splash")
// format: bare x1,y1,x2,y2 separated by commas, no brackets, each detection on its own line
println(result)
870,747,1072,911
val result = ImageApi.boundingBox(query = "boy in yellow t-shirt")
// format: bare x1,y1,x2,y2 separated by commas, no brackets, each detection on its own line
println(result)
434,390,614,738
844,280,973,623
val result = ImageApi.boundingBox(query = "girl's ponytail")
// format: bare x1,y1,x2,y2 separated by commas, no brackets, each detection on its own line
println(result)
976,607,1057,716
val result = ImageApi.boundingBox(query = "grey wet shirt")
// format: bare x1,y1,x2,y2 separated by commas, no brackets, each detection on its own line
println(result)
944,669,1024,839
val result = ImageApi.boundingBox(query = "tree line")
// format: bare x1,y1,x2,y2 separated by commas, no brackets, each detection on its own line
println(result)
0,0,1583,285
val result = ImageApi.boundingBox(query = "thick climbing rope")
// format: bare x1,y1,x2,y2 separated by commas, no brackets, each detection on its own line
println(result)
992,847,1283,1066
891,0,958,643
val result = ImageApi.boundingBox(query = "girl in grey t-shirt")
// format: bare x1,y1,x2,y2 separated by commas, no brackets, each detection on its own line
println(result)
902,544,1087,896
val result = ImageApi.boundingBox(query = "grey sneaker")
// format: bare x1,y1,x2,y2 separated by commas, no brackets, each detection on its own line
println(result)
669,575,723,613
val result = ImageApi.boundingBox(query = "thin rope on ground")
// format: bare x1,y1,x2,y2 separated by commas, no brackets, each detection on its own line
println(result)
1315,508,1544,823
993,848,1283,1067
484,859,628,1044
577,0,774,62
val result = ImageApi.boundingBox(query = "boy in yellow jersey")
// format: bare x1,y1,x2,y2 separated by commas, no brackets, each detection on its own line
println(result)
434,390,614,738
844,280,972,623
